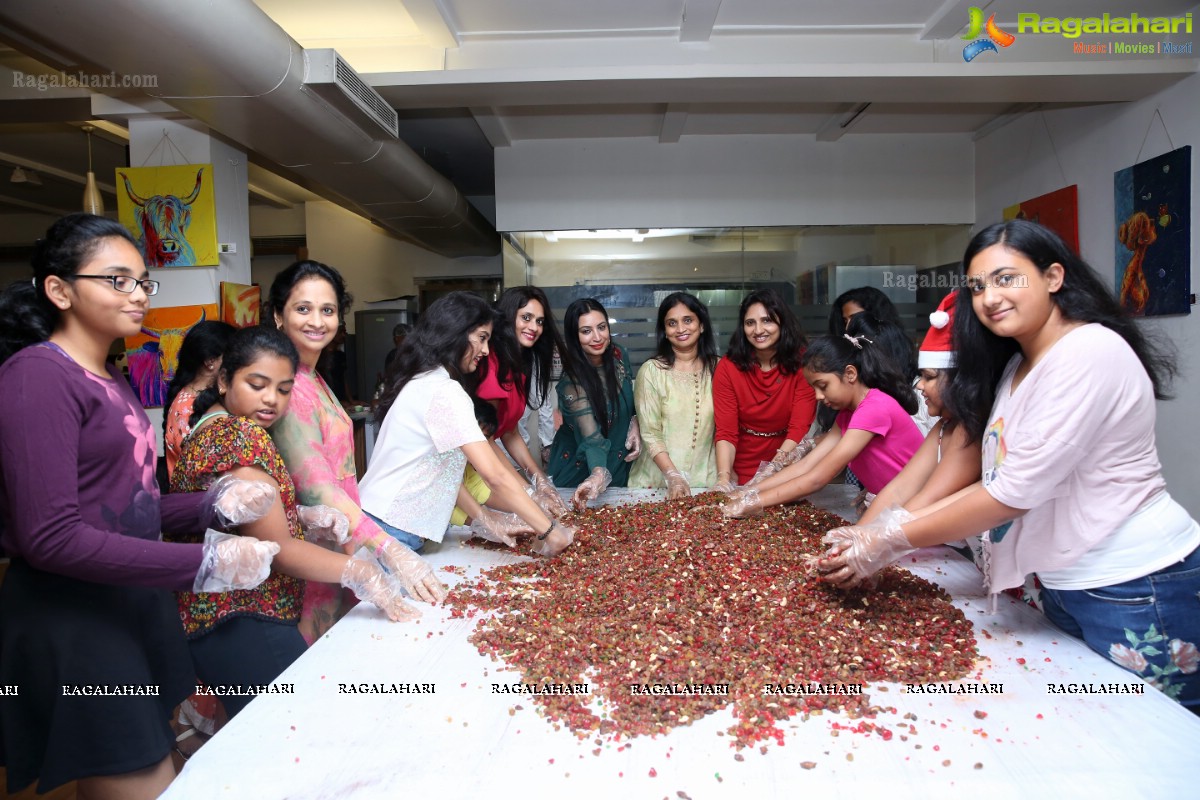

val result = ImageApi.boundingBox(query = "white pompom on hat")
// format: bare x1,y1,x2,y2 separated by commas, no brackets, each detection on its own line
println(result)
918,293,956,369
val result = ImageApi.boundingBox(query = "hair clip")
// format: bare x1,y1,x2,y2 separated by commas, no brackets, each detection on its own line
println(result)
843,333,872,349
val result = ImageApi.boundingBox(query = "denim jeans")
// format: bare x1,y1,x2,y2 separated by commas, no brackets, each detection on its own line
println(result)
1040,545,1200,711
364,511,425,552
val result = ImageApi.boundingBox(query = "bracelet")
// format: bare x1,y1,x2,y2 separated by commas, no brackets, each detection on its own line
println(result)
537,520,557,540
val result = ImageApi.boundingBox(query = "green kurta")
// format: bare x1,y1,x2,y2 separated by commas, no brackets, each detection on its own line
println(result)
547,346,635,488
627,358,717,489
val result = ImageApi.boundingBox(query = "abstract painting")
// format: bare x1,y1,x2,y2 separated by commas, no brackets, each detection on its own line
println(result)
1114,146,1191,316
124,304,218,407
115,163,218,268
1003,185,1079,255
220,281,261,328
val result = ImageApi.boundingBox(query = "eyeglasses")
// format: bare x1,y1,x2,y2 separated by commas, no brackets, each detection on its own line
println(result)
66,274,161,296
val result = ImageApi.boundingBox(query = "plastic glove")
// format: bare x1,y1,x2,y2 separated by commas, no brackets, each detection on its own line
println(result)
530,472,570,518
572,467,612,512
203,475,277,528
852,489,877,519
713,471,736,494
340,548,420,622
746,460,780,487
374,538,447,604
468,507,532,548
720,488,764,519
663,469,691,501
819,506,916,589
193,529,280,593
531,520,576,557
623,417,642,463
297,505,350,545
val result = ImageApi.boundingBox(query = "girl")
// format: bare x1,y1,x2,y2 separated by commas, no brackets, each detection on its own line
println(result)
628,292,720,498
712,289,817,489
0,214,277,799
267,260,445,643
170,326,416,717
163,320,235,480
819,220,1200,710
547,298,639,509
361,292,574,556
721,314,923,517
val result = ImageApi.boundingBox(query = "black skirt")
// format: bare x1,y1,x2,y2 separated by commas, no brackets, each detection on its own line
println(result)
0,560,194,793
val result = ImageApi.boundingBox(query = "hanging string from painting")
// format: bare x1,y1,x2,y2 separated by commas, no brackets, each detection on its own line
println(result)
1134,107,1175,164
1016,109,1066,200
137,129,189,167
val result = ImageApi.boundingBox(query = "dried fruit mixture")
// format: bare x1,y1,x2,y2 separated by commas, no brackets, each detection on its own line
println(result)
447,495,977,747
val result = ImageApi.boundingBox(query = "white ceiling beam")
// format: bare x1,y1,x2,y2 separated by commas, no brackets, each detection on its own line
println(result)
680,0,723,43
403,0,461,48
247,182,294,209
659,103,689,144
0,149,116,193
814,103,871,142
920,0,990,40
972,102,1042,141
0,193,74,216
470,107,511,148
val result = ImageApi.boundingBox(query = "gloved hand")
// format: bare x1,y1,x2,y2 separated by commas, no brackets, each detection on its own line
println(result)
663,469,691,501
746,460,780,487
531,520,576,557
713,471,736,494
297,505,350,545
468,507,532,548
819,506,916,589
852,489,877,519
720,488,763,518
374,538,447,604
203,474,277,528
193,529,280,593
340,548,421,622
623,417,642,463
572,467,612,512
530,472,569,518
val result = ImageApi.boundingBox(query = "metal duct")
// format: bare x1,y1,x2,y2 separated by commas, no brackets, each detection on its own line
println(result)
0,0,499,258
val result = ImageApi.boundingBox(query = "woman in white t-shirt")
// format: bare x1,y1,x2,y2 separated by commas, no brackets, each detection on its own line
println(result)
818,220,1200,710
359,292,574,557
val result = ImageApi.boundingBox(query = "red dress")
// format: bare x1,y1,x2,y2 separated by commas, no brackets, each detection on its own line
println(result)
476,351,528,438
712,356,817,484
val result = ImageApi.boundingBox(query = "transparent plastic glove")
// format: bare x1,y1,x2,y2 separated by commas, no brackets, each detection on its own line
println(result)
623,417,642,462
203,475,277,528
746,460,781,487
340,548,420,622
720,488,763,519
572,467,612,512
468,507,532,548
531,520,576,557
374,538,447,604
819,506,917,589
663,469,691,501
712,471,736,494
852,489,877,519
297,505,350,546
193,529,280,593
531,472,569,518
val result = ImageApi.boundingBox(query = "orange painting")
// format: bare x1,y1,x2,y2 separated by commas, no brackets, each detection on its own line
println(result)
124,304,218,407
220,281,261,328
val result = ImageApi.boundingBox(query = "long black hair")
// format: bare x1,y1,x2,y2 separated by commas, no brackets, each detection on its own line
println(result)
375,291,496,423
560,298,623,438
726,288,806,374
840,311,917,382
0,213,138,366
949,219,1177,441
653,291,719,375
493,285,565,409
828,286,903,336
191,325,299,426
802,316,919,415
266,259,353,324
163,320,236,441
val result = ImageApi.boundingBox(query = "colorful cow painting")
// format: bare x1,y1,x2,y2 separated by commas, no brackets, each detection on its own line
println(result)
115,163,219,268
124,304,218,407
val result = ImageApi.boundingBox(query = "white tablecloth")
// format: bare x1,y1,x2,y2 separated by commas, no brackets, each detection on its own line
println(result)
165,487,1200,798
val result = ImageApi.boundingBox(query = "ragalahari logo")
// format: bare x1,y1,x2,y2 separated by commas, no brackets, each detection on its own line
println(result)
962,6,1016,61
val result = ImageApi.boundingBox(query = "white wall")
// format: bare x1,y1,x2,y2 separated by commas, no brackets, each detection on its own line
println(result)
975,73,1199,516
496,134,975,232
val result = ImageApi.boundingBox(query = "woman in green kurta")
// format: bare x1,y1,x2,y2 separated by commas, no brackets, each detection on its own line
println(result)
628,292,719,497
547,298,638,508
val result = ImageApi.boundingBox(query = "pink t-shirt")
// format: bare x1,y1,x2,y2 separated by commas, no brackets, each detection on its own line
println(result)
835,388,923,494
476,351,527,438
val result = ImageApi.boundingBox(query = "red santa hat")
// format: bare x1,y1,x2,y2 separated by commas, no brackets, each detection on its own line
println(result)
918,293,956,369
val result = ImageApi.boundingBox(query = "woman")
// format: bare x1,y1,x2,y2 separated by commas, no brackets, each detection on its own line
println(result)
360,292,574,555
163,320,235,480
0,214,277,798
712,289,817,489
819,220,1199,709
628,292,719,498
171,326,416,716
266,260,445,643
547,298,639,509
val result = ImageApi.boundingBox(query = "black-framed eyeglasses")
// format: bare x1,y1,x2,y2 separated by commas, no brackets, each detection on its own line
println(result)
66,275,161,296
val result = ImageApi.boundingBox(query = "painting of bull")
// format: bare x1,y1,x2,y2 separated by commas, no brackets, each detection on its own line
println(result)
115,163,219,268
123,304,217,408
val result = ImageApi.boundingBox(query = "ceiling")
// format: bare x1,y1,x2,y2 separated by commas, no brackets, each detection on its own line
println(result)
0,0,1197,238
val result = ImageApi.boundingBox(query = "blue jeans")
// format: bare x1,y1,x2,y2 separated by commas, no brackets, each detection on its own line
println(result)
364,511,425,552
1040,545,1200,711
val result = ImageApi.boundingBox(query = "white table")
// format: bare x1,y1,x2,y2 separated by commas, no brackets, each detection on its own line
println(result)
165,487,1200,798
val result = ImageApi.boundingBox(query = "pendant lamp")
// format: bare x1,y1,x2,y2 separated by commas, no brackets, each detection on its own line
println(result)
81,124,105,215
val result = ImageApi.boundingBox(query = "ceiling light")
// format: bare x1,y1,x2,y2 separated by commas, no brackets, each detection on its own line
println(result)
82,124,105,215
10,166,42,186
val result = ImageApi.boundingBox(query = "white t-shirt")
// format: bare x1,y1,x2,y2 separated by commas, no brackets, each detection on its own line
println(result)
981,323,1172,590
359,367,485,542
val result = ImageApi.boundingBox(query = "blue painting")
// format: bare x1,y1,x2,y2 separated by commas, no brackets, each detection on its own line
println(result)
1114,146,1191,317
